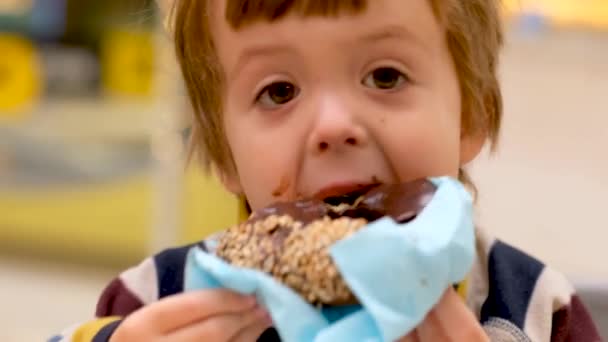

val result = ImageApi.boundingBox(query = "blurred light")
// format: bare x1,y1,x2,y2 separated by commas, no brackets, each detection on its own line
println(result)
29,0,66,40
0,34,41,115
0,0,33,15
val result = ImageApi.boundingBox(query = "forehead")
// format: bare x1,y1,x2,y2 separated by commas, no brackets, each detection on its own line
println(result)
210,0,443,47
210,0,442,32
210,0,444,71
222,0,368,29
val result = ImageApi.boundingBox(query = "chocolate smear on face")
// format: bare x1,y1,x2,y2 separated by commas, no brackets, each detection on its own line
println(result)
272,175,290,198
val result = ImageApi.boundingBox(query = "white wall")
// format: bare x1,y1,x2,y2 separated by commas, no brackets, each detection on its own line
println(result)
471,30,608,282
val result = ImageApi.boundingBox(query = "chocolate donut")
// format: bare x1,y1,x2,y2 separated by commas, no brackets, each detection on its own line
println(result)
216,179,437,306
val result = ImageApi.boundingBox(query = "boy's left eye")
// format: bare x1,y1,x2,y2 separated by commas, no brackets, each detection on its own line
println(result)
362,67,408,90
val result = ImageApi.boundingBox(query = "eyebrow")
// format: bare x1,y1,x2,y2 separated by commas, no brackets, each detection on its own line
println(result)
229,24,424,81
230,44,295,82
359,24,422,45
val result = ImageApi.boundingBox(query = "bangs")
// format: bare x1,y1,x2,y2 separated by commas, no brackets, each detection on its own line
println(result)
225,0,367,29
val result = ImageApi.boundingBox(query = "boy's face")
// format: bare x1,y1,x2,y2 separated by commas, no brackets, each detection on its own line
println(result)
212,0,484,210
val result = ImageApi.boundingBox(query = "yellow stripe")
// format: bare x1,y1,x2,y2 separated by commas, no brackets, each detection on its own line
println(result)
456,278,469,301
71,317,122,342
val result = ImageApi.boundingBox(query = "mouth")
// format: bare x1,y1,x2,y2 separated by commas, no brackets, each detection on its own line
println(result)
314,182,382,206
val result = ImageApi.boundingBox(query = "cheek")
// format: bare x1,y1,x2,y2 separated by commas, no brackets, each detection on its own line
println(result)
379,114,461,181
226,118,299,210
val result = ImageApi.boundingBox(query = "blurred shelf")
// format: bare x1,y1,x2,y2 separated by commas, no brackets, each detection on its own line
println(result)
0,98,239,267
1,98,156,139
0,167,239,267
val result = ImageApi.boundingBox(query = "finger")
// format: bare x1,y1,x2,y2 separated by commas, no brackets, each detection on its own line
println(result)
230,312,273,342
132,290,257,334
434,289,481,331
416,309,451,341
165,306,268,341
417,289,488,341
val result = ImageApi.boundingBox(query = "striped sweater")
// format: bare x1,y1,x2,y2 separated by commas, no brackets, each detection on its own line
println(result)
50,228,601,342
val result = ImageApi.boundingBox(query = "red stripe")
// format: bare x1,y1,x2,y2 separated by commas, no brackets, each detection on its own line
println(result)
96,278,144,317
551,295,602,342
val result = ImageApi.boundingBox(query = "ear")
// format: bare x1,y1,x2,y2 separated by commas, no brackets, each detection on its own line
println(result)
215,165,244,195
459,129,487,166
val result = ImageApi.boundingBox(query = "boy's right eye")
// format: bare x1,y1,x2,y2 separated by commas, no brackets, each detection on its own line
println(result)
255,81,300,108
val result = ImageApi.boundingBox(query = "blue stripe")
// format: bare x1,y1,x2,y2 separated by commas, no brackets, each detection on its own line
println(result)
155,244,197,298
480,240,545,328
92,319,123,342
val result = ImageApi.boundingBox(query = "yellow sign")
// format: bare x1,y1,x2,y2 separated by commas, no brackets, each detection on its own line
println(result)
101,29,155,98
0,34,41,116
0,168,239,265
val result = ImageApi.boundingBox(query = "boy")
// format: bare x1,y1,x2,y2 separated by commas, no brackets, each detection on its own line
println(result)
51,0,601,341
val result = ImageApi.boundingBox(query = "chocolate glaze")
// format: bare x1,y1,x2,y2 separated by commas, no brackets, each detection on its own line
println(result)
360,180,436,223
252,178,436,230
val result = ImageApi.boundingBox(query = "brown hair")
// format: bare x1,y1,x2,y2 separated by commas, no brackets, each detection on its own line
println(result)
171,0,503,187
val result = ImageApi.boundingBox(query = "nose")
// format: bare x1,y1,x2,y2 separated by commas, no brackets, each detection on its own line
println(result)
308,94,368,155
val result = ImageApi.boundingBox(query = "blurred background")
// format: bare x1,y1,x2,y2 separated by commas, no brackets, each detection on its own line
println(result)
0,0,606,340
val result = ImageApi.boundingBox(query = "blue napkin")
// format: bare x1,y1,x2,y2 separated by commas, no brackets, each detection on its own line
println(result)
184,177,475,341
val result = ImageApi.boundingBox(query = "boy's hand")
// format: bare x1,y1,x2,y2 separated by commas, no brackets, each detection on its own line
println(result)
110,290,272,342
399,289,489,342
